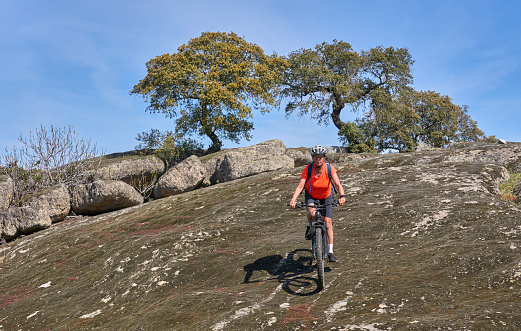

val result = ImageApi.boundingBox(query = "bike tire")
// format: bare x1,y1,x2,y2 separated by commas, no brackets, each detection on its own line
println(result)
315,226,325,289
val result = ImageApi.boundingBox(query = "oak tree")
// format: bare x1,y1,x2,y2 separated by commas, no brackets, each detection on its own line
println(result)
131,31,286,153
281,40,414,131
357,88,487,152
282,40,487,152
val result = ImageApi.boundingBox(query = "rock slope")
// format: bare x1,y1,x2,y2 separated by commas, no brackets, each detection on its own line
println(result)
0,145,521,330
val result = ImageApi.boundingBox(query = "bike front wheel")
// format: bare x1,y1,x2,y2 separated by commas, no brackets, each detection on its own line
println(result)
314,226,325,289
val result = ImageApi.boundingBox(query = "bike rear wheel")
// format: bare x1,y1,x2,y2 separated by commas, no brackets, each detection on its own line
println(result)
315,226,325,289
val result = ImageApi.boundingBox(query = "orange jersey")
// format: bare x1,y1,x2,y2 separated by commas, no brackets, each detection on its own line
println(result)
301,163,337,199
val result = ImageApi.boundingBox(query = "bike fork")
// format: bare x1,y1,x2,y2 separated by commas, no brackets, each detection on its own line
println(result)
323,229,328,260
311,224,328,260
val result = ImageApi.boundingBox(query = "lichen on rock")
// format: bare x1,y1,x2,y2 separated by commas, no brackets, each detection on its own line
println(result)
1,141,521,329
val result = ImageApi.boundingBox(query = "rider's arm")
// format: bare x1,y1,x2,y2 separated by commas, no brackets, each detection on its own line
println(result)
289,178,307,208
332,173,346,205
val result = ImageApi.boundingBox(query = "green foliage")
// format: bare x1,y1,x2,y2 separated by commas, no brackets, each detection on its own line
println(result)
499,172,521,207
156,135,178,162
280,39,488,153
479,135,498,143
135,128,168,150
131,31,287,153
360,88,488,152
135,129,204,164
338,122,376,153
173,138,205,160
281,40,414,130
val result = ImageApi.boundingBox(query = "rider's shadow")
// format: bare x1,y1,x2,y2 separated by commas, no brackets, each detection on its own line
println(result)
243,254,286,283
243,249,330,295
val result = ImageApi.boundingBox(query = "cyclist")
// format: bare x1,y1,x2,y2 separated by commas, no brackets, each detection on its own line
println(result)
289,145,346,262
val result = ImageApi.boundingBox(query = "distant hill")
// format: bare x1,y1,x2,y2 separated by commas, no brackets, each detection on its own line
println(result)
1,142,521,329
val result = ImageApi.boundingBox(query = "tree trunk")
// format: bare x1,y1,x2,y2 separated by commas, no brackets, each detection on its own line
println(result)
206,131,222,154
331,95,346,130
200,104,222,154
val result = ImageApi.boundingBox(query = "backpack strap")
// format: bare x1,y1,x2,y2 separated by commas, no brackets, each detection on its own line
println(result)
304,162,313,194
326,162,338,194
304,162,312,194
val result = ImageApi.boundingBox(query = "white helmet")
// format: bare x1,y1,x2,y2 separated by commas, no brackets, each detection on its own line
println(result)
310,145,327,156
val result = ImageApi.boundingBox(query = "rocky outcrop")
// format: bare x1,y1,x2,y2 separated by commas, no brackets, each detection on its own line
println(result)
95,154,165,185
326,142,521,172
2,141,518,245
0,206,51,241
21,184,70,223
415,141,437,151
0,175,13,209
71,180,143,216
153,155,206,199
201,139,294,185
325,146,349,153
1,147,521,329
285,147,312,167
446,141,521,172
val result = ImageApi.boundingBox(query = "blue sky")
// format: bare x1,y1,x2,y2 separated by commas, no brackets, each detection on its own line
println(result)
1,0,520,155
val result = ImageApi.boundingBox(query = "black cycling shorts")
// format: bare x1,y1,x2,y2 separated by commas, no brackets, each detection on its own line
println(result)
304,190,333,218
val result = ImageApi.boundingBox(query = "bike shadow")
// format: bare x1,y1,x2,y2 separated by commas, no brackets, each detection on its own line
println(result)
243,249,330,296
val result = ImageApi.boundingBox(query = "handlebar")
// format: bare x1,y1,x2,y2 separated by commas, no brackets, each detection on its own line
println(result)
287,200,340,209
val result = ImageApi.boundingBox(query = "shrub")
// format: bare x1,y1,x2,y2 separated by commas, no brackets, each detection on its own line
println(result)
135,129,204,166
338,122,377,153
1,125,103,206
499,172,521,207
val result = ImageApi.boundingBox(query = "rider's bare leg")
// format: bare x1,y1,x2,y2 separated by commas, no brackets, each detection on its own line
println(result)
306,207,315,225
324,217,333,245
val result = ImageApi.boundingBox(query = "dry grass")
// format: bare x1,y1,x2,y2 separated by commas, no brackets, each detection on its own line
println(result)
500,172,521,206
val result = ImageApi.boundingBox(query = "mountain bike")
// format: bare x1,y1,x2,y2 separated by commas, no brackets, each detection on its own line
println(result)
289,200,339,290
